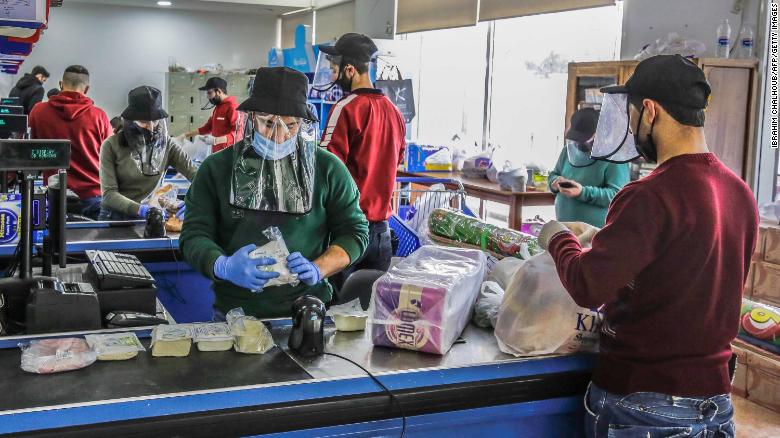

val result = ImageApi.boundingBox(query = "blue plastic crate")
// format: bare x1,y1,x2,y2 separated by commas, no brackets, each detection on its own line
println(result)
389,214,420,257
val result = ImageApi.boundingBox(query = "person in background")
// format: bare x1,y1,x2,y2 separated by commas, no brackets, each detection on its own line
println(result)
29,65,112,220
9,65,49,114
46,88,59,100
180,67,368,319
179,77,241,153
548,108,629,227
109,116,122,134
318,33,406,286
538,55,759,437
99,86,196,220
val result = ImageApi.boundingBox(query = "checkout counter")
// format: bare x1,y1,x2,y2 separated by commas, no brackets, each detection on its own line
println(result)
0,145,593,437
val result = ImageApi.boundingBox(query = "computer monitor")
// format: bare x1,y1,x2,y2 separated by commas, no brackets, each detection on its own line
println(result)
0,105,23,115
0,113,27,137
1,97,20,105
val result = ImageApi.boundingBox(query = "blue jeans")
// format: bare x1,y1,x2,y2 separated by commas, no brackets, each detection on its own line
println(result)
584,383,735,438
78,196,102,220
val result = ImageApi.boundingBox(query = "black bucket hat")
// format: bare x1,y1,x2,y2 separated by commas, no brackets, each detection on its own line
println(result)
237,67,318,122
566,108,600,143
121,86,168,121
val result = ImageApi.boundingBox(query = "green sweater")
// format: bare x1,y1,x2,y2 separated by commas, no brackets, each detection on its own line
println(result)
100,133,197,216
548,148,629,227
179,143,369,318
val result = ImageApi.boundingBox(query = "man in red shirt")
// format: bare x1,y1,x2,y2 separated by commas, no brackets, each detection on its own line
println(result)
318,33,406,283
181,77,241,153
538,55,759,437
29,65,111,219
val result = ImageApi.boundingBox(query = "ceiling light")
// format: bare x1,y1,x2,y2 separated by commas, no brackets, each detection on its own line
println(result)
157,1,172,6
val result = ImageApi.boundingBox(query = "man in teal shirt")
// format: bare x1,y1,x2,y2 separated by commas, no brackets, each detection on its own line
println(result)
549,108,629,227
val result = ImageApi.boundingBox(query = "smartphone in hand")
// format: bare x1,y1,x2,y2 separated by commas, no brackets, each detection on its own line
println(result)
558,181,575,189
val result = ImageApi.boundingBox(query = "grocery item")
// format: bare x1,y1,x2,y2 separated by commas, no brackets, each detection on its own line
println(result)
151,324,192,357
461,153,491,179
226,308,274,354
494,227,601,356
192,323,233,352
472,281,504,329
328,298,368,332
146,183,183,216
85,332,146,361
248,226,299,289
369,246,486,355
739,298,780,354
20,338,97,373
165,217,183,233
428,209,541,260
405,143,452,172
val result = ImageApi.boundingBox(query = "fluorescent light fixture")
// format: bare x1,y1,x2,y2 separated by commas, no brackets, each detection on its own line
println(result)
281,7,311,16
157,1,172,6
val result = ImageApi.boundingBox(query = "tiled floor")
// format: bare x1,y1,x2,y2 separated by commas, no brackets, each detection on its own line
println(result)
733,396,780,437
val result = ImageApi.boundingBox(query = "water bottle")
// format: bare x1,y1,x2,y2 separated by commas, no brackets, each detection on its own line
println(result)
716,19,732,58
737,24,755,59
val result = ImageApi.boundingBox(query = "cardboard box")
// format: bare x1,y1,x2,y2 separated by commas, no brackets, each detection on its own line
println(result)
753,262,780,308
746,348,780,413
732,342,749,398
744,262,755,298
404,143,452,172
763,222,780,265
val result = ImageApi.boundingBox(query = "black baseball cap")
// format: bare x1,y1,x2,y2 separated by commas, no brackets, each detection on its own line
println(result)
601,55,711,109
317,33,378,64
566,107,600,143
199,76,227,92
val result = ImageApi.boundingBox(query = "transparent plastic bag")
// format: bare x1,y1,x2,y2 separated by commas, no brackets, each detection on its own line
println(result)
226,308,274,354
494,229,601,357
192,322,233,352
472,281,504,329
327,298,369,332
368,246,487,355
20,338,97,373
142,183,183,216
248,226,299,289
85,332,145,361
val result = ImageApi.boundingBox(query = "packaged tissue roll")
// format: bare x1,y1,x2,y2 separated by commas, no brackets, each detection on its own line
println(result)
192,323,233,352
151,324,192,357
369,246,486,355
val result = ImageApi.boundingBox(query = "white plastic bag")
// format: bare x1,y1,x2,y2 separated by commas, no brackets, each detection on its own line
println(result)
368,246,487,355
494,250,602,357
249,226,299,289
406,183,455,245
20,338,97,373
472,281,504,328
759,200,780,224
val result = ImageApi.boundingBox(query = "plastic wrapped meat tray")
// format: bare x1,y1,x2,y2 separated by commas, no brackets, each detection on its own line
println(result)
369,246,486,355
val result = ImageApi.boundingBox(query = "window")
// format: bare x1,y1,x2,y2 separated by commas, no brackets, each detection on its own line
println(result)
488,5,623,170
399,23,490,146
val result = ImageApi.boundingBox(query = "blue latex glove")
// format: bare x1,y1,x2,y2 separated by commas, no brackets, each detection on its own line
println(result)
213,244,279,291
287,252,322,286
175,204,186,219
138,204,168,220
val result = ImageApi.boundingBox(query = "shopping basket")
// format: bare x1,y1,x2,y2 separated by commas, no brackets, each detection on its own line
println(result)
389,177,477,257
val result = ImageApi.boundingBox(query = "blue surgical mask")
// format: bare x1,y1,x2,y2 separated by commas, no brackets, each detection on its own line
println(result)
252,131,297,160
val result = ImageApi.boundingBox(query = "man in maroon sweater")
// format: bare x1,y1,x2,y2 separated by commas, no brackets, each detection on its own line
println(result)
538,55,759,437
318,33,406,288
29,65,111,219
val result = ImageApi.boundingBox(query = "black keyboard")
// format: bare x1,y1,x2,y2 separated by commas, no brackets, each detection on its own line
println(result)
86,250,155,290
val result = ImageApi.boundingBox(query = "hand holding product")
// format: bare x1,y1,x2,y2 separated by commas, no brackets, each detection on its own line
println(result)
286,252,322,286
214,244,279,291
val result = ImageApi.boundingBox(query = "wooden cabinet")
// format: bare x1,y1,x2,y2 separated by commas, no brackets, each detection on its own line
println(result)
566,59,759,183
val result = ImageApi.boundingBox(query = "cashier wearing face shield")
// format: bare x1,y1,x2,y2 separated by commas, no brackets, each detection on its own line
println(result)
537,55,759,437
98,86,197,221
549,108,629,227
179,67,369,319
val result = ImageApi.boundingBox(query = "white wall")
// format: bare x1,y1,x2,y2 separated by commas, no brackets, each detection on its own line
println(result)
621,0,760,59
5,2,276,118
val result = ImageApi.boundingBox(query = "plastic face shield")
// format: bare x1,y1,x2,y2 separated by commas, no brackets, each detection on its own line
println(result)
229,112,317,214
127,119,168,176
565,140,596,168
311,52,342,91
591,93,640,163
